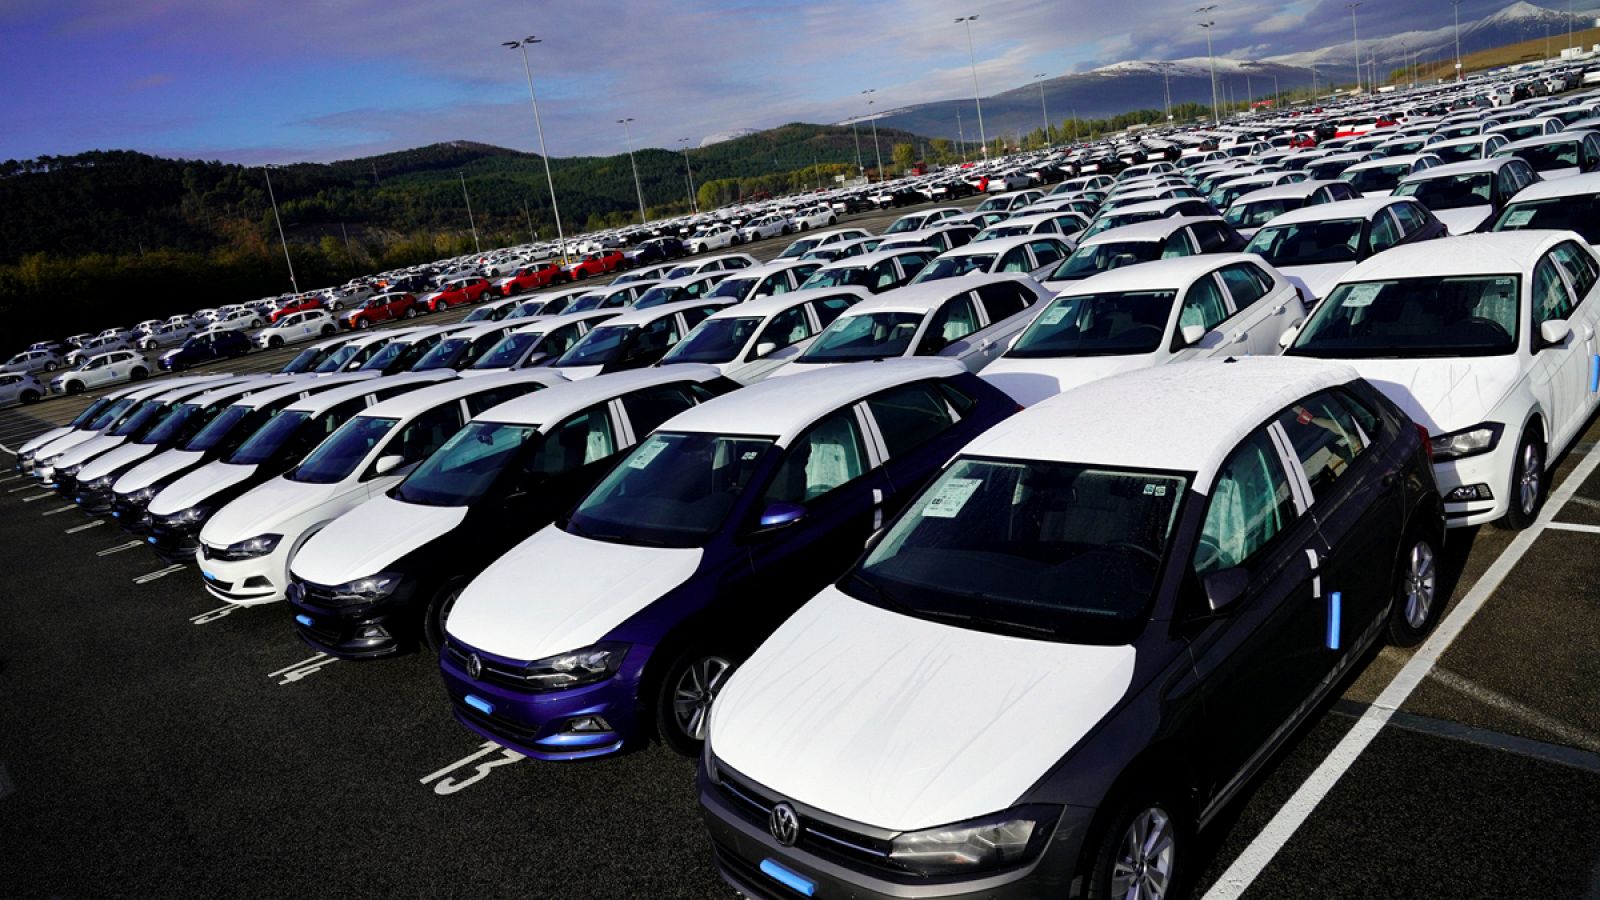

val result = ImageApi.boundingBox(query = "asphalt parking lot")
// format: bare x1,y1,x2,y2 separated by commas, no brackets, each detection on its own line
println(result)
3,195,1599,898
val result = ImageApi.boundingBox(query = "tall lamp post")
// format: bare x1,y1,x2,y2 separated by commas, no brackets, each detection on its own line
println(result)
1033,73,1052,143
1197,8,1221,126
1452,0,1463,82
955,15,989,156
677,138,698,213
862,89,884,181
262,166,298,294
1347,2,1363,95
1161,62,1174,122
459,171,480,254
616,117,648,225
503,36,569,262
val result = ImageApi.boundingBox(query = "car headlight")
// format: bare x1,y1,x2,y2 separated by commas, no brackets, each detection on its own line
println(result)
59,463,83,478
517,642,629,692
124,486,159,504
81,475,114,491
318,572,403,606
218,533,282,560
887,805,1059,877
159,505,212,528
1430,422,1504,462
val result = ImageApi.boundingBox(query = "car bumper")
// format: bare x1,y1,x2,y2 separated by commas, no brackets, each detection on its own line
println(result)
73,485,116,515
1435,442,1515,528
437,640,645,761
144,523,204,563
194,544,290,605
285,580,424,659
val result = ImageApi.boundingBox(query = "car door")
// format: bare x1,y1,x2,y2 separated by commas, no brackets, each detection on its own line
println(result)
1185,422,1328,807
858,380,965,519
1171,273,1234,361
1530,246,1592,451
916,292,986,369
1549,240,1600,432
1217,261,1300,355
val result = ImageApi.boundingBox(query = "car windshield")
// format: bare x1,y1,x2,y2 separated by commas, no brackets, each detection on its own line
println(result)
844,458,1187,645
1288,275,1521,358
1225,197,1301,227
184,404,253,452
801,311,924,362
1245,218,1364,265
1342,164,1412,193
472,332,541,369
801,266,872,289
1394,173,1493,210
226,410,310,465
1491,195,1600,242
110,401,165,437
1050,241,1163,281
1009,291,1177,358
663,317,761,364
393,421,539,507
462,306,497,322
281,347,326,373
1496,124,1544,142
779,238,822,258
634,286,689,309
1432,142,1485,163
86,398,135,429
1502,141,1580,171
976,225,1029,240
883,217,925,234
359,341,410,371
707,277,757,300
290,416,397,484
914,254,994,282
1083,211,1159,239
567,294,607,312
137,402,202,445
567,432,775,548
69,397,114,428
558,325,635,366
412,338,470,371
315,345,360,373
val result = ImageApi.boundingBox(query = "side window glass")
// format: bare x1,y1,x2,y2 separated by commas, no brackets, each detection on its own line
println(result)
917,295,982,354
544,323,583,356
682,306,717,329
1218,264,1268,309
976,283,1032,323
873,261,900,289
1179,276,1230,333
865,383,955,458
1194,429,1298,574
1276,391,1369,502
757,306,812,351
529,406,616,474
1026,240,1066,267
1367,211,1401,254
762,409,870,505
1192,223,1228,252
391,404,464,467
634,317,680,357
1160,229,1194,259
762,273,793,295
1531,255,1576,325
1551,241,1599,298
812,295,855,328
620,384,698,436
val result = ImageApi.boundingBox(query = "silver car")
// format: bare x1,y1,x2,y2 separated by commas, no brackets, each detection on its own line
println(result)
0,372,46,407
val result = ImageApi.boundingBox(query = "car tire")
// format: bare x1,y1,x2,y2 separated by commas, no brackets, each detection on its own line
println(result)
65,381,84,395
268,336,284,349
653,646,738,757
251,319,262,328
356,318,371,330
1497,426,1545,531
422,582,463,654
828,216,837,225
130,368,148,381
1388,524,1444,646
43,361,57,371
330,301,343,311
1085,791,1186,900
576,269,588,280
20,390,40,404
404,307,418,319
320,325,336,336
799,222,809,231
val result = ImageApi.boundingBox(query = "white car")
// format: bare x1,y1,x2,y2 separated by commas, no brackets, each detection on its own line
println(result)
1,348,64,373
775,228,876,260
138,321,198,350
687,223,739,254
1495,130,1600,180
0,372,45,408
699,259,823,304
775,275,1047,376
910,234,1074,284
983,254,1307,406
49,350,151,395
210,308,265,333
1242,197,1445,299
789,205,838,231
660,289,866,383
1487,171,1600,245
663,253,759,280
1392,157,1539,236
553,299,730,379
798,247,939,295
1284,231,1600,528
257,310,339,349
737,214,792,242
462,311,621,376
880,209,964,236
18,383,163,473
31,377,231,480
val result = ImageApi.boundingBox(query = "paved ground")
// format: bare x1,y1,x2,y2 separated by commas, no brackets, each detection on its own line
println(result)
3,194,1599,898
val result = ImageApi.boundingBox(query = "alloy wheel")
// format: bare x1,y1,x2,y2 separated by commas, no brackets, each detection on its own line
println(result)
1518,442,1542,517
672,655,732,741
1111,807,1175,900
1402,540,1437,629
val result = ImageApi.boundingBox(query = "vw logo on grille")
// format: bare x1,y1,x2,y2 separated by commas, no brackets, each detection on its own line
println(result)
466,653,483,681
769,802,800,846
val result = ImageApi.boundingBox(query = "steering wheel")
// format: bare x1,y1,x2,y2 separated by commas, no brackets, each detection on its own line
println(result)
1104,541,1163,565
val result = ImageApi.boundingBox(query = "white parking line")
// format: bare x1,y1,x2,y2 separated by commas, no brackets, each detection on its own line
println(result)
65,520,104,534
21,492,55,503
7,484,37,494
1427,666,1600,754
0,474,19,483
41,505,77,516
1545,520,1600,535
188,604,239,625
269,652,339,685
1205,438,1600,899
132,564,186,584
96,540,144,556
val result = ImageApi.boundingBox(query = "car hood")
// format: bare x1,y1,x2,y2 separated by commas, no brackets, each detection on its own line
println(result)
200,475,347,545
1332,355,1523,434
709,588,1137,832
54,433,128,469
554,365,604,380
21,426,73,454
78,442,158,482
446,526,702,662
1432,206,1494,235
148,460,259,516
292,494,467,585
1537,166,1581,180
36,429,101,461
1280,262,1355,300
114,449,205,493
982,354,1160,406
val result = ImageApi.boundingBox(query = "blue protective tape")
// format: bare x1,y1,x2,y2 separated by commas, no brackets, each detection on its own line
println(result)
464,694,495,715
1326,591,1342,650
1590,355,1598,394
760,860,816,897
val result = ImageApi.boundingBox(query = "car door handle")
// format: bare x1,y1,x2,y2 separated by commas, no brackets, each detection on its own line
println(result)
1583,325,1595,341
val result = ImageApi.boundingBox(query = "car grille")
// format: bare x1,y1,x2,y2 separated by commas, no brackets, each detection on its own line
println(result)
443,642,540,692
714,765,897,873
710,841,787,900
452,696,541,743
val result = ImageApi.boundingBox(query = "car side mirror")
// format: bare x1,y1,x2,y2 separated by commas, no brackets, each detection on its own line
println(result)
1180,324,1207,346
756,502,806,530
1278,323,1302,349
1202,566,1250,613
372,454,406,476
754,341,777,357
1539,319,1571,348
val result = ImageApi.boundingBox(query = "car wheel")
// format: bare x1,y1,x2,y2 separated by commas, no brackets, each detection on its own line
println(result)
576,269,588,279
423,583,463,654
654,647,737,756
828,216,837,225
268,336,284,348
43,361,57,371
330,301,343,311
320,325,336,336
20,390,40,404
130,368,148,381
1085,793,1185,900
250,319,262,328
1497,426,1545,530
65,381,84,395
1388,525,1443,646
404,307,418,319
799,221,809,231
356,318,372,330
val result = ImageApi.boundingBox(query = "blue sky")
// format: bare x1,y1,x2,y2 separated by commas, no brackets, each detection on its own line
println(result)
0,0,1531,163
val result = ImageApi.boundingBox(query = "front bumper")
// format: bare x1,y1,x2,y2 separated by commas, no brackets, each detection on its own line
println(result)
110,492,155,535
437,639,645,761
1435,442,1514,528
73,484,116,515
194,542,289,605
286,578,424,659
145,520,204,563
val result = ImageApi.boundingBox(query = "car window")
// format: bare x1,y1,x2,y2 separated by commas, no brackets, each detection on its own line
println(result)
762,409,870,505
975,282,1034,323
1551,241,1599,298
756,305,812,351
917,294,982,354
811,295,855,328
528,406,616,475
1392,202,1428,235
1218,263,1271,309
620,383,699,435
1368,211,1401,253
1531,253,1577,325
1026,239,1067,268
1191,222,1233,252
632,316,681,359
465,384,542,417
388,403,465,469
1160,229,1194,258
1194,428,1299,574
865,382,956,458
1179,275,1230,335
1276,390,1369,503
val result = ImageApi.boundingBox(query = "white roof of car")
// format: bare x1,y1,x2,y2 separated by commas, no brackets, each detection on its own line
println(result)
186,376,276,407
1398,157,1514,182
509,309,619,334
834,274,1043,315
281,371,454,414
1332,231,1574,281
233,373,364,409
1078,215,1218,246
1498,129,1597,152
813,247,932,272
1059,253,1265,294
1257,196,1404,228
1507,171,1600,201
1103,197,1204,217
592,297,730,328
701,291,824,321
1231,179,1340,204
360,369,566,420
939,233,1063,257
478,365,723,427
962,356,1362,493
663,358,967,444
1343,153,1433,172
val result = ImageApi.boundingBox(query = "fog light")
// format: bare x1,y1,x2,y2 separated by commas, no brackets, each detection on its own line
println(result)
359,625,389,639
1445,484,1493,502
566,716,610,733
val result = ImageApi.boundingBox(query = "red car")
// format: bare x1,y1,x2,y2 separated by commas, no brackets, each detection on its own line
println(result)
270,295,328,324
565,250,625,281
492,262,567,296
345,292,419,329
423,277,492,312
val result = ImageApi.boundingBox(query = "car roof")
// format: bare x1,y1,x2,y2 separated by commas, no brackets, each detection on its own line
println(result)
1399,157,1513,181
1080,215,1221,245
448,321,519,339
1507,170,1600,201
510,309,620,333
1257,196,1403,227
1344,153,1431,171
592,297,731,327
703,291,829,320
941,233,1063,256
281,371,454,414
150,375,258,404
963,356,1362,493
1333,230,1575,281
478,364,724,427
190,376,280,406
836,274,1044,314
1232,179,1339,204
1498,129,1597,151
1060,252,1267,294
232,375,354,409
360,370,567,420
1105,197,1205,216
663,358,968,445
814,247,933,270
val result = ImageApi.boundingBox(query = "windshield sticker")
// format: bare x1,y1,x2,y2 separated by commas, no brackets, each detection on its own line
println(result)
1342,283,1383,308
1499,208,1536,228
1142,483,1169,497
921,477,982,518
1037,304,1073,326
626,436,669,469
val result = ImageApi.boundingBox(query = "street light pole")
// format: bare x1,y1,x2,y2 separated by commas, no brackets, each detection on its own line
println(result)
504,36,569,263
616,117,648,225
262,166,298,294
1452,0,1463,82
677,138,697,213
955,16,988,157
863,90,884,181
1033,73,1051,143
1197,8,1220,126
1347,2,1363,94
459,171,480,254
849,118,864,177
956,108,967,162
1161,62,1173,122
